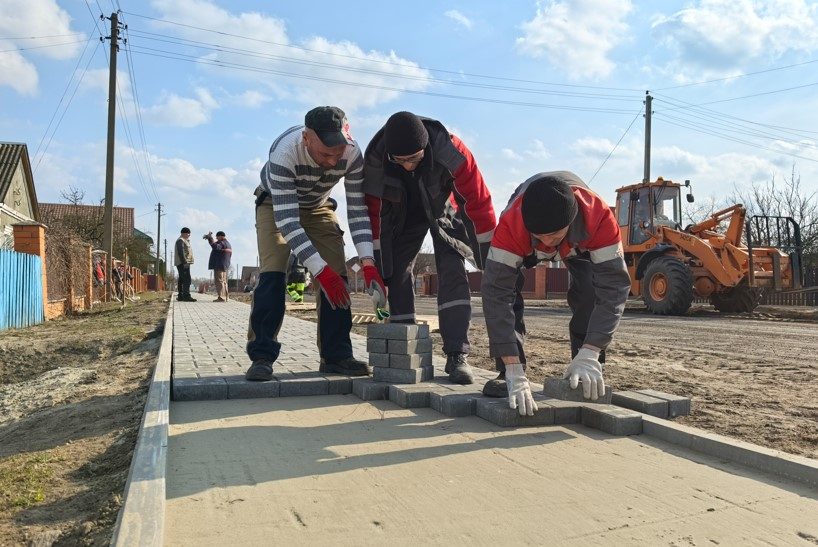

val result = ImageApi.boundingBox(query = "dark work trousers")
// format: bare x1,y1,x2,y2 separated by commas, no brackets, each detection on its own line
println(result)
176,264,191,297
385,217,471,355
566,258,606,363
246,272,353,364
495,270,527,374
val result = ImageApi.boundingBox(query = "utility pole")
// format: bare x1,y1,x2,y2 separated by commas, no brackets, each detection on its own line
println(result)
163,238,168,280
154,202,163,277
101,12,121,301
642,90,653,184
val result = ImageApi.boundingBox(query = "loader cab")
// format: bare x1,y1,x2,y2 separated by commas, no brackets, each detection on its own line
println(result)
616,179,683,247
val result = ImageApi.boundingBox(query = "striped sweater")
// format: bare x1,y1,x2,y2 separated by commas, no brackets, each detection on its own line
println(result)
259,125,374,275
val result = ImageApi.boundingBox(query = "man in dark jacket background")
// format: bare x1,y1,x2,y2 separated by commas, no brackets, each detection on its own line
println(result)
364,112,497,384
205,230,232,302
174,227,196,302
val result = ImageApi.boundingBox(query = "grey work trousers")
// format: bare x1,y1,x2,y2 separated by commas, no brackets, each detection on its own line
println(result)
385,218,471,355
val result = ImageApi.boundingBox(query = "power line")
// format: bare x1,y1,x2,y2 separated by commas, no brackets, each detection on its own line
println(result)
0,32,86,40
122,20,161,203
33,41,101,174
0,38,91,53
588,107,643,184
653,115,818,163
686,81,818,106
125,28,638,102
122,10,641,92
652,94,818,137
654,57,818,91
128,46,640,114
32,25,97,167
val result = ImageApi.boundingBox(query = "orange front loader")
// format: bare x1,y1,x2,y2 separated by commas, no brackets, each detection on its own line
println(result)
613,178,803,315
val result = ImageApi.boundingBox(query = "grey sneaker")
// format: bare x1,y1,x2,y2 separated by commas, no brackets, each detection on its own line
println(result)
319,357,371,376
445,353,474,385
482,372,508,398
245,359,274,381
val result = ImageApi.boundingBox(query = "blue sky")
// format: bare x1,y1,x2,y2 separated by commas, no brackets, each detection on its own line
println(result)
2,0,818,278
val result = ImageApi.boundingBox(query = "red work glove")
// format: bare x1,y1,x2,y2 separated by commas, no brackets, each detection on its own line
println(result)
315,267,351,310
362,264,387,308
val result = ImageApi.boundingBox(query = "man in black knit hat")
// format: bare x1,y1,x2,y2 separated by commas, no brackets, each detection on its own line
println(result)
363,112,497,385
481,171,631,415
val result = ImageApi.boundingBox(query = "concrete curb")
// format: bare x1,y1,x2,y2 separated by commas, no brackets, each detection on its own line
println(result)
110,299,173,546
642,415,818,487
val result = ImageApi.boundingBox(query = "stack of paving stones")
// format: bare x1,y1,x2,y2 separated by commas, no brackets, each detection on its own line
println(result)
366,323,435,384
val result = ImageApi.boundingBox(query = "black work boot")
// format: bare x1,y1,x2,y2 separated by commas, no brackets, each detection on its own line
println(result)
482,372,508,398
445,353,474,385
320,357,371,376
245,359,274,381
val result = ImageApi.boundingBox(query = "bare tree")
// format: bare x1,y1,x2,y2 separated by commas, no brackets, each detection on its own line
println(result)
412,243,436,279
59,186,86,205
683,194,719,226
729,165,817,269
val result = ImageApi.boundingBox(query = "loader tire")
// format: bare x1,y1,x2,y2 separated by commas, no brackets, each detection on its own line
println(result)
642,257,694,315
710,284,761,313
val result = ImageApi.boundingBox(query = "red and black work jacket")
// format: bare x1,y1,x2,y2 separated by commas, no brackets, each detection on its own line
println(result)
482,171,631,357
362,118,496,279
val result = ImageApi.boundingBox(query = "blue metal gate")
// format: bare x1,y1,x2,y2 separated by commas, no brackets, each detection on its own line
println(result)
0,249,44,331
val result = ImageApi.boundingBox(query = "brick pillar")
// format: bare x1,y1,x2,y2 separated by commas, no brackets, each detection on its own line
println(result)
66,241,75,312
13,222,48,310
535,265,547,299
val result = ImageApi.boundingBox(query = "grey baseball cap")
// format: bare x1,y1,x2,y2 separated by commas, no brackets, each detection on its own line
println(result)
305,106,354,147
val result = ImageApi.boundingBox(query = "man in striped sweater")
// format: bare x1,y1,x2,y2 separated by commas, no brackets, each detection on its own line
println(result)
246,106,386,382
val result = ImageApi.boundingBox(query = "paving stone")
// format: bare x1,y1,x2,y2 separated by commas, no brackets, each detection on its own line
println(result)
278,376,329,397
387,337,432,354
366,338,388,354
388,385,431,408
367,323,430,340
635,389,692,417
581,404,643,436
543,378,612,404
611,391,669,418
475,396,554,427
368,352,390,368
372,365,434,384
326,376,353,395
541,399,584,424
430,391,480,417
352,378,389,400
225,375,280,399
389,353,423,369
172,377,228,401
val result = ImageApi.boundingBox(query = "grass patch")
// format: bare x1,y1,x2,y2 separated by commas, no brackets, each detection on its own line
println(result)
0,453,55,511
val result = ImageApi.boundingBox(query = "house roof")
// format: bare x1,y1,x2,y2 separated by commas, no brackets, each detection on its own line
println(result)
38,202,135,241
133,227,154,245
0,142,39,220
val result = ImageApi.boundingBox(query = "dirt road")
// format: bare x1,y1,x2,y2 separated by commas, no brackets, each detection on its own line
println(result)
288,293,818,459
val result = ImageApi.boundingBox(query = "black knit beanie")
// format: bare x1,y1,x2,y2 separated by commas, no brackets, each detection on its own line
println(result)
521,176,578,234
384,112,429,156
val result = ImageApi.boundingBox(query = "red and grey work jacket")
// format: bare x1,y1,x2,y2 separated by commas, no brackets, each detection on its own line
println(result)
482,171,631,357
362,118,496,279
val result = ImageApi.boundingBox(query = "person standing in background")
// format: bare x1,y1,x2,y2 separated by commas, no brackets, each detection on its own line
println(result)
174,227,196,302
205,230,233,302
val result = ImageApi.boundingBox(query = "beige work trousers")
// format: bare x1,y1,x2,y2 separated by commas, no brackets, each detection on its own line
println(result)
214,269,228,301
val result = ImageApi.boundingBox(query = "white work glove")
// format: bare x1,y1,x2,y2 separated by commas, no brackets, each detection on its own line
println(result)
506,363,538,416
563,347,605,401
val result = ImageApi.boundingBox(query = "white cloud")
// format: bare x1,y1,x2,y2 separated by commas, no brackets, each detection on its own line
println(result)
232,90,272,108
0,0,87,94
142,88,220,127
525,139,551,160
501,148,523,161
149,0,433,111
445,10,474,30
0,49,38,95
652,0,818,79
516,0,633,79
